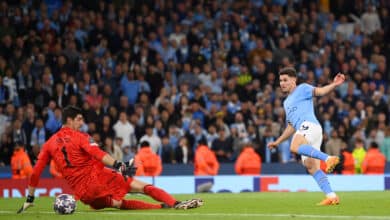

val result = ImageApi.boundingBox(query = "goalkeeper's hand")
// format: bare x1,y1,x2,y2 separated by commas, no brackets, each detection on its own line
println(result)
17,195,34,214
113,159,137,177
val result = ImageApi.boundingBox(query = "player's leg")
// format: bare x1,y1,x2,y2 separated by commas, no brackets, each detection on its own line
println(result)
117,199,164,209
88,196,113,210
130,178,177,206
301,127,339,206
303,158,339,205
89,196,163,210
291,122,339,172
85,168,164,210
291,131,328,161
130,178,203,209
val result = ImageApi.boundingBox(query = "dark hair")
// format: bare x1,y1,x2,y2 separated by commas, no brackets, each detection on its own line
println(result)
145,124,154,129
140,141,150,148
15,141,24,147
198,137,208,146
355,138,363,143
218,126,225,132
279,67,297,77
62,105,83,124
370,142,379,149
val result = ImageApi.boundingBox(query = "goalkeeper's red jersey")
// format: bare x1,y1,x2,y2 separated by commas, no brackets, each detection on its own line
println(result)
29,127,108,196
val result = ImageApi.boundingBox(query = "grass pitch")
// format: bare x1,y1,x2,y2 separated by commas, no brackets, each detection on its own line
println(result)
1,191,390,220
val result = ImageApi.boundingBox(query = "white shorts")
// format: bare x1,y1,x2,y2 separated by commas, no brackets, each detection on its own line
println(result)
292,121,323,163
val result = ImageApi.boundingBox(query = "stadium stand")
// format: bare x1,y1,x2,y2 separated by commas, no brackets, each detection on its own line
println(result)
0,0,389,176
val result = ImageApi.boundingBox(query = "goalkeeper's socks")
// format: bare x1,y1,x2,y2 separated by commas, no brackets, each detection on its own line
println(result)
297,145,328,161
120,199,162,209
143,185,177,207
313,170,333,195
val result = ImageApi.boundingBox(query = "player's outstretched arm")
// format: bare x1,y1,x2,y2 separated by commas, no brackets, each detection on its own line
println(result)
108,155,137,177
17,187,35,214
314,73,345,96
18,144,51,214
268,124,295,149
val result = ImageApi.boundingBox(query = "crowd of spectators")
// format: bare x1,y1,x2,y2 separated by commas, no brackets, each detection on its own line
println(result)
0,0,390,174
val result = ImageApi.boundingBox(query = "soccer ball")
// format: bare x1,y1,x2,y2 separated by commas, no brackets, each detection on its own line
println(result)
53,194,76,215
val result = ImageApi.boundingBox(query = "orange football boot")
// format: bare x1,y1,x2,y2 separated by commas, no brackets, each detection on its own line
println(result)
317,196,340,206
325,156,340,173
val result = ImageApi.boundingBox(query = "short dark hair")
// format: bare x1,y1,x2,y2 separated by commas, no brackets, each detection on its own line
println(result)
140,141,150,148
198,137,208,146
279,67,297,77
145,124,154,129
15,141,24,148
355,138,363,143
370,142,379,149
62,105,83,124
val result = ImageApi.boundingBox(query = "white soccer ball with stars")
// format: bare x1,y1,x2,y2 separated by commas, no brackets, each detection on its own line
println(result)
53,194,76,215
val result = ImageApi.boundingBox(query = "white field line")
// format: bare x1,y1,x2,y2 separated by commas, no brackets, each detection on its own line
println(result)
0,211,389,219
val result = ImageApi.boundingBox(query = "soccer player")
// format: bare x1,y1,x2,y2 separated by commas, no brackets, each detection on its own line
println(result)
18,106,203,213
267,67,345,206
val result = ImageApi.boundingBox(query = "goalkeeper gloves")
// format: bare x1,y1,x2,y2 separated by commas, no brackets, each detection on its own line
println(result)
17,195,34,214
113,159,137,177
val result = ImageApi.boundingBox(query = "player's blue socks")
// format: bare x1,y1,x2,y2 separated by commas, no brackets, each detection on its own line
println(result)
313,170,333,195
297,145,328,161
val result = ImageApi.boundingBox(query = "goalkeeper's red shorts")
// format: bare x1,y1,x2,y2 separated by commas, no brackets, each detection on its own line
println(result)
78,167,133,205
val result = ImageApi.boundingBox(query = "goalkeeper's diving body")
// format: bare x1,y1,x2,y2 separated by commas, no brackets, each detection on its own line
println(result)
267,67,345,206
18,105,203,213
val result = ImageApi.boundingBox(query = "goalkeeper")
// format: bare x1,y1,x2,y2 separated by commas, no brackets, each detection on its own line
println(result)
18,105,202,213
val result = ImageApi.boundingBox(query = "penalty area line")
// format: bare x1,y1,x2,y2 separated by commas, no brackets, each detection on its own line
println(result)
0,211,389,219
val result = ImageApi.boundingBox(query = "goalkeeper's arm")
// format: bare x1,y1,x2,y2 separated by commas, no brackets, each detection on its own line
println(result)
18,147,49,214
86,140,130,173
17,186,35,214
101,154,125,172
103,154,137,177
102,154,117,167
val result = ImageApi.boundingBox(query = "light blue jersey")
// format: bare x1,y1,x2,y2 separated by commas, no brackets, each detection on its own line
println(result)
283,83,320,130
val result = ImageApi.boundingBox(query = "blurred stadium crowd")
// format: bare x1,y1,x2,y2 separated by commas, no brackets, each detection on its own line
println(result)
0,0,390,175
